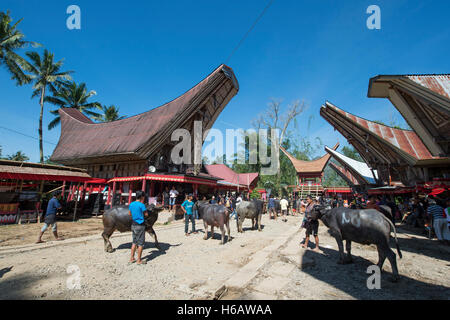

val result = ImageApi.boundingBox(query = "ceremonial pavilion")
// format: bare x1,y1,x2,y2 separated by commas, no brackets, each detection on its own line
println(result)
280,143,342,198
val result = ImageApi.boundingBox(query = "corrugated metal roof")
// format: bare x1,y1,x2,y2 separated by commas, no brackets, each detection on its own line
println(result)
328,103,436,161
325,146,378,185
280,143,339,175
50,65,238,164
406,75,450,99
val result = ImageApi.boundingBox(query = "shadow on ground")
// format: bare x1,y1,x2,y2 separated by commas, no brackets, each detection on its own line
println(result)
116,241,182,261
0,266,13,279
0,272,45,299
298,246,449,299
394,225,450,262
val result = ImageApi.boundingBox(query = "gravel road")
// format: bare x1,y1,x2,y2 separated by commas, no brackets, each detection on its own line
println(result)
0,214,449,300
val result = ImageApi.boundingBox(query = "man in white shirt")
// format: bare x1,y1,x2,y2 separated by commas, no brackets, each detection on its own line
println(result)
169,186,179,212
236,194,243,208
280,197,289,222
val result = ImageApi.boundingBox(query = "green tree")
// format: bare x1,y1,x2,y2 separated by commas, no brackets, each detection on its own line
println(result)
7,151,29,161
0,10,39,85
253,99,307,196
341,146,363,161
94,105,126,122
46,81,102,129
23,50,73,163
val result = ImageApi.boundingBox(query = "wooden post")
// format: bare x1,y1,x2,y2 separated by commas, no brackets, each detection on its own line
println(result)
73,182,81,222
142,179,147,192
106,183,112,205
150,182,154,197
128,182,133,205
61,181,66,199
19,180,23,192
111,181,117,206
80,182,87,210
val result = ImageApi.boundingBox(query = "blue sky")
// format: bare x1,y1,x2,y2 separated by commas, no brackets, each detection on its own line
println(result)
1,0,449,163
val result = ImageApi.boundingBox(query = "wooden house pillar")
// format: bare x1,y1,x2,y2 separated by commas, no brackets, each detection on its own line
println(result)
61,181,66,198
128,182,133,205
111,181,117,206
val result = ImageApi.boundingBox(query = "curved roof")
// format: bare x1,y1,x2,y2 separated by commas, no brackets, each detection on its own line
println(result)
368,74,450,157
320,101,439,164
325,146,378,185
204,164,258,187
280,143,339,175
50,64,239,165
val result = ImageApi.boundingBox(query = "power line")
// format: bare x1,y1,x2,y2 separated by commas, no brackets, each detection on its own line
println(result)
225,0,275,64
0,126,57,145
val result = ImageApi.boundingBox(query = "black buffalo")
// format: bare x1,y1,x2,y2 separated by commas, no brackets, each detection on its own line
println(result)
194,201,231,244
102,204,163,253
236,199,265,232
314,206,402,281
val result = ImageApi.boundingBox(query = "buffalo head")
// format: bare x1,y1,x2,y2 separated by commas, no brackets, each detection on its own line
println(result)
310,204,332,220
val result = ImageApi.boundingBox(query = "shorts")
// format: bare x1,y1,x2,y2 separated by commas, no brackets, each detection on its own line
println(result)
169,198,176,206
282,209,287,215
131,223,146,247
305,220,319,237
41,214,57,232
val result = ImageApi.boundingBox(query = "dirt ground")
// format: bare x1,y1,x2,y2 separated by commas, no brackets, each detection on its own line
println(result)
0,217,105,247
0,213,449,300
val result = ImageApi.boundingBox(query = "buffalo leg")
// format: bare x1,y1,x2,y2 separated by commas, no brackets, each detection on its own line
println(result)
237,216,243,233
220,225,225,245
102,228,115,253
334,235,346,264
257,214,262,231
344,240,353,264
376,246,387,271
226,220,231,242
378,244,399,282
147,227,160,250
203,221,208,240
211,226,215,240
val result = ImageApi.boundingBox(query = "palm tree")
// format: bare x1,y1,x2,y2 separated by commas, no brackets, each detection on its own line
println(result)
23,49,73,163
7,151,29,162
0,10,39,85
45,81,102,129
95,105,126,122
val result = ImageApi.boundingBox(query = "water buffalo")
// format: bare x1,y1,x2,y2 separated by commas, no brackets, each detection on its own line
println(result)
314,206,402,281
102,204,164,253
236,199,264,232
194,201,231,244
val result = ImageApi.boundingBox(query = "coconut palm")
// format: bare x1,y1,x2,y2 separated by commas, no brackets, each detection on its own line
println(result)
0,10,39,85
7,151,29,162
94,105,126,122
23,49,73,163
46,81,102,130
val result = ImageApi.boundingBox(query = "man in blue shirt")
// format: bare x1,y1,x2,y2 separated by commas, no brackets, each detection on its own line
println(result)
182,194,197,236
128,191,148,265
268,196,276,220
36,192,63,243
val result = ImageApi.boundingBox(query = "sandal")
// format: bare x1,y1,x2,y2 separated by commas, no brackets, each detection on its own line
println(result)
137,260,147,265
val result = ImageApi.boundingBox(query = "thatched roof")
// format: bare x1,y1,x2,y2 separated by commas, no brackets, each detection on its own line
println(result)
50,64,239,165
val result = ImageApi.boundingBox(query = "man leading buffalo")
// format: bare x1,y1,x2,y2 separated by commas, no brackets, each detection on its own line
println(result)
301,195,321,253
129,190,148,265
